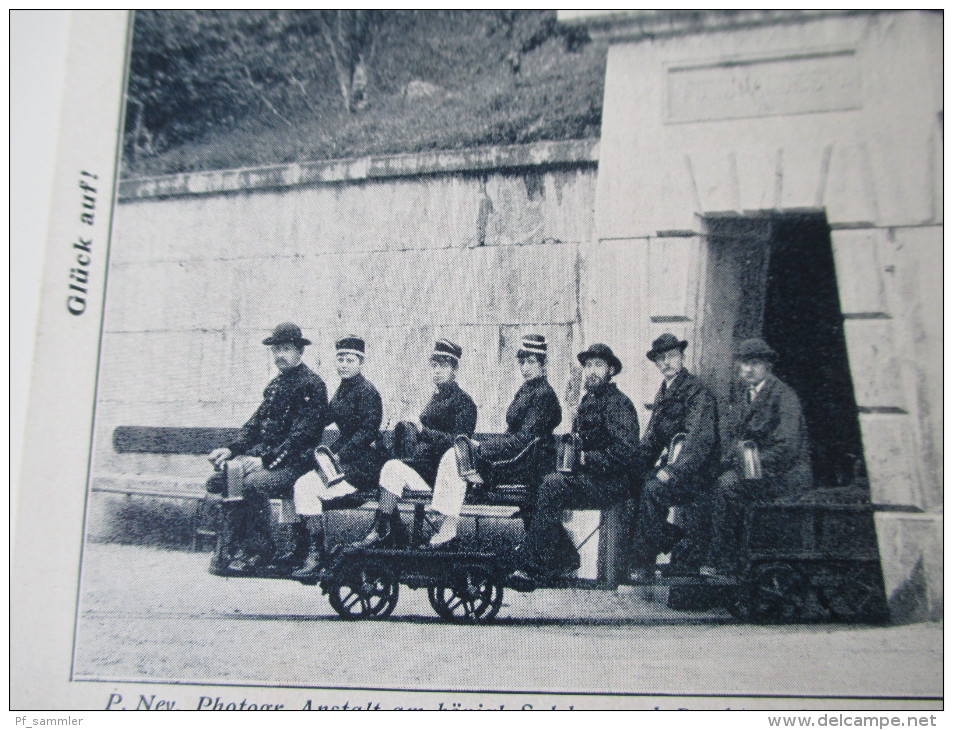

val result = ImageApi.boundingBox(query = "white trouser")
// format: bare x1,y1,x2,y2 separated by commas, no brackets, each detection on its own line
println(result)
428,448,469,518
379,459,431,497
293,452,356,516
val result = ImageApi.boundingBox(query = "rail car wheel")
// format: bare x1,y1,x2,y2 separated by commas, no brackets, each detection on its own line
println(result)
745,562,810,623
327,565,399,620
819,565,889,623
427,565,503,623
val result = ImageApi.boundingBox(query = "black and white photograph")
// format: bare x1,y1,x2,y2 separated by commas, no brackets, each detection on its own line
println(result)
12,10,943,712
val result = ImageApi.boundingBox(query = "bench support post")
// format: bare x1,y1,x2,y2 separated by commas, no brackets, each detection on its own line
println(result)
411,503,426,546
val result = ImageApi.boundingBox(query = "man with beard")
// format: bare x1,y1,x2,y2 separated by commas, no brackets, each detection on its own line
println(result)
627,334,719,580
205,322,327,572
508,343,639,585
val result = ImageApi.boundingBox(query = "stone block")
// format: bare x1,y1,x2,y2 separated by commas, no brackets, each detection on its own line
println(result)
859,13,941,227
823,143,879,225
580,238,651,404
779,143,831,211
114,167,596,265
874,511,942,622
685,148,738,214
226,331,284,402
97,331,232,405
858,413,920,507
830,229,888,316
104,260,234,333
483,169,596,247
231,242,578,332
735,145,781,213
889,226,943,506
842,319,903,409
648,236,702,320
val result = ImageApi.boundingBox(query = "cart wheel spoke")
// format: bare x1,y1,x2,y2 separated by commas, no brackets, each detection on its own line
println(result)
327,564,399,620
428,565,503,623
745,562,808,623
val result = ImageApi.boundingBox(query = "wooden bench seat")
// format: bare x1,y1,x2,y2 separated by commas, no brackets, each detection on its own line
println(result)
102,426,538,549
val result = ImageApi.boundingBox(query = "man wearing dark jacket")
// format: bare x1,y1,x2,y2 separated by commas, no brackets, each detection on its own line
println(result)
424,334,562,548
355,338,478,548
510,343,639,583
628,334,719,579
291,335,384,578
205,322,327,571
706,337,813,574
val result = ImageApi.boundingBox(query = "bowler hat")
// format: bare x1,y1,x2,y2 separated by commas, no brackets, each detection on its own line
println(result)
336,335,366,357
577,343,622,376
646,333,688,362
736,337,777,362
262,322,311,347
517,334,548,359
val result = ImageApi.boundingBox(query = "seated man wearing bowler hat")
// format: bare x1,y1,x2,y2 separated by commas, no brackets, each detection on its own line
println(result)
509,343,640,585
628,334,719,581
704,337,813,575
205,322,328,572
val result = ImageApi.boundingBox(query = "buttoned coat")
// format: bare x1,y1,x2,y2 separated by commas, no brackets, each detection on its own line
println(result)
409,380,478,485
724,374,813,494
638,369,719,493
227,363,328,473
479,376,562,462
575,381,640,481
328,373,384,490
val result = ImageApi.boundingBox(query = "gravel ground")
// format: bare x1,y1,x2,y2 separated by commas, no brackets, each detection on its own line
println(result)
73,543,941,700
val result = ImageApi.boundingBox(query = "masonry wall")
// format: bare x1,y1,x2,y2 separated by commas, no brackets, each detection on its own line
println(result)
91,141,598,488
587,10,942,618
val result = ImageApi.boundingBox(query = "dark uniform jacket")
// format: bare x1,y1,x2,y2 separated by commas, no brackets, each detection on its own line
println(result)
480,376,562,463
575,381,640,481
724,374,813,495
228,363,327,473
328,373,384,490
638,369,719,492
409,380,478,485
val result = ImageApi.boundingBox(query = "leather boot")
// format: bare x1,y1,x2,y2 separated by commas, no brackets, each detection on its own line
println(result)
353,509,392,548
291,529,327,580
388,511,409,549
210,498,245,574
273,520,309,569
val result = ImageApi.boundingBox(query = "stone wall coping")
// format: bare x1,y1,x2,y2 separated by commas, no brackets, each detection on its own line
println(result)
118,138,600,202
559,9,913,44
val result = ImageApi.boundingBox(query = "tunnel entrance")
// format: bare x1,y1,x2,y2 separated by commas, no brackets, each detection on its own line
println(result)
697,212,865,488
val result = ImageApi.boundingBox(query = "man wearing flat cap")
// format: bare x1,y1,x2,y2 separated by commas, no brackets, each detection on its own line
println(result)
205,322,328,571
422,333,562,549
355,338,478,548
628,334,719,580
291,335,385,578
706,337,813,574
509,343,640,584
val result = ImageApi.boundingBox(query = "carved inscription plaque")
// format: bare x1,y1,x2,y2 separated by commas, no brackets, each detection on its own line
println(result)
667,50,861,123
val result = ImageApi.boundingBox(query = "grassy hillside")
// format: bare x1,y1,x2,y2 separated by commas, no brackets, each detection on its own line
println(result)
122,10,606,178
